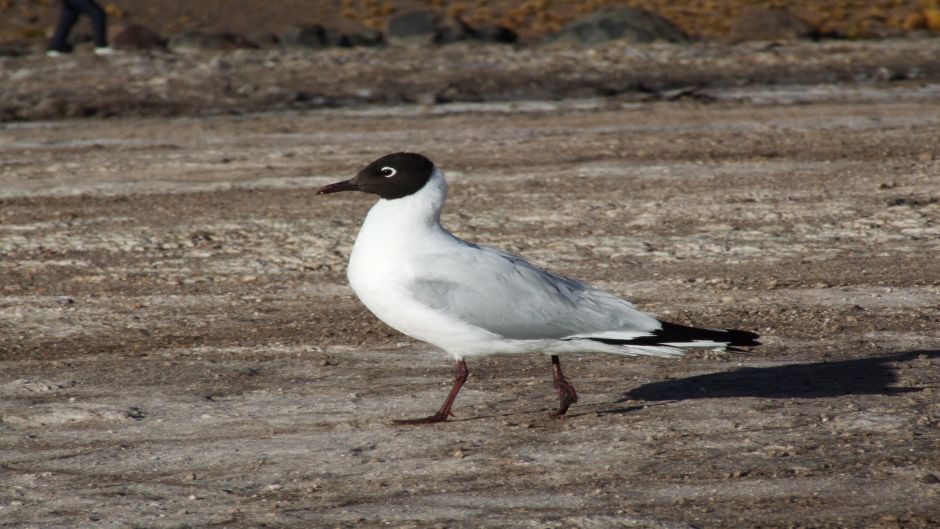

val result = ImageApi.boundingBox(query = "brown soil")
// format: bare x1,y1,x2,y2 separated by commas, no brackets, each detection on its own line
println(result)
2,61,939,527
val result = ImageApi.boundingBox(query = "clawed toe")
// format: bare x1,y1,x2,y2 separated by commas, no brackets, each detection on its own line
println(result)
393,413,450,425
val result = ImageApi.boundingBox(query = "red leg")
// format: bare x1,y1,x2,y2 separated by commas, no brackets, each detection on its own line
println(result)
551,355,579,417
394,359,469,424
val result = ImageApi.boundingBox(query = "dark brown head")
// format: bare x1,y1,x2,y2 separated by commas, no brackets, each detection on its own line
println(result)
317,152,435,200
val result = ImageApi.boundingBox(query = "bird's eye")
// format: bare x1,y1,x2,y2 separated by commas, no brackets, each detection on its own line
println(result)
380,166,397,178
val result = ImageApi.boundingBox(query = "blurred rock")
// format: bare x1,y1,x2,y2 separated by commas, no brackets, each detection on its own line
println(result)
476,25,518,44
437,16,476,44
168,32,259,52
436,17,517,45
387,10,438,46
109,23,166,50
335,28,384,48
550,8,687,45
0,43,30,57
281,24,332,49
729,8,817,42
283,24,383,49
386,12,515,46
247,32,280,48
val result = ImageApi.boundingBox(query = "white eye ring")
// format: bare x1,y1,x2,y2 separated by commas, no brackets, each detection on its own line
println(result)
380,166,397,178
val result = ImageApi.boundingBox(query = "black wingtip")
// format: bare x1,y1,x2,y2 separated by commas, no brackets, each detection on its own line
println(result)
721,328,762,347
586,321,761,348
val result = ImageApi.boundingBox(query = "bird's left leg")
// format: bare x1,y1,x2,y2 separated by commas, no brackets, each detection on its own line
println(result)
550,355,579,417
394,359,468,424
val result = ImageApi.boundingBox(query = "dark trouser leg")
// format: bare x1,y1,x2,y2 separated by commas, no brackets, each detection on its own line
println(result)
70,0,109,47
49,3,80,52
394,359,469,424
551,355,579,417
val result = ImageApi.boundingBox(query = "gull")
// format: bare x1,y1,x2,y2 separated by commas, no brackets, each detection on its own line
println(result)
317,153,759,423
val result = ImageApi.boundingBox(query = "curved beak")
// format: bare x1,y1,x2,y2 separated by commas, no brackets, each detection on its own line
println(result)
317,179,360,195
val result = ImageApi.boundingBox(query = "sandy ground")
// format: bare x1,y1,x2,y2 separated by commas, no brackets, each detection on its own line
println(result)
1,83,939,527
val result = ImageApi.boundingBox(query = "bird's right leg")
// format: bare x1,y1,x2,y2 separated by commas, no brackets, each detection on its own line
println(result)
551,355,579,417
394,359,468,425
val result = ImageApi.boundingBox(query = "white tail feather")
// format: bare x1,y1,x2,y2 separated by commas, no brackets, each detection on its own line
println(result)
618,345,686,358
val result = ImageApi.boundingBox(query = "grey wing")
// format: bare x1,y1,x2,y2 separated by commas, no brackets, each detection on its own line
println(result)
409,246,660,340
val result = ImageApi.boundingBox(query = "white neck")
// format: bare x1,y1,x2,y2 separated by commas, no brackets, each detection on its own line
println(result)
363,168,449,234
348,168,458,290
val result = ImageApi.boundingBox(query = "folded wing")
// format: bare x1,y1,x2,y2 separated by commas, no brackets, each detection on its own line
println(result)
409,245,662,341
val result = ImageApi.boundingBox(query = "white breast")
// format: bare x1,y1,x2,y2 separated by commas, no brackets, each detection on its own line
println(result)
346,170,502,356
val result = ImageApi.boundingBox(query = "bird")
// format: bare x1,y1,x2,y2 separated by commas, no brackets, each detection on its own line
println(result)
317,152,760,423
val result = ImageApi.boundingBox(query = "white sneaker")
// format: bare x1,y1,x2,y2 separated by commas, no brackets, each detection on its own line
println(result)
46,50,65,57
94,46,117,55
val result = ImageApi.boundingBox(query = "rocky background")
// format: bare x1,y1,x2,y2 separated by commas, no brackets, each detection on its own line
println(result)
3,0,940,48
2,1,940,124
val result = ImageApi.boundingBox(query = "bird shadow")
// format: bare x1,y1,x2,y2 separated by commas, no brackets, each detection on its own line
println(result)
620,349,937,402
586,401,675,417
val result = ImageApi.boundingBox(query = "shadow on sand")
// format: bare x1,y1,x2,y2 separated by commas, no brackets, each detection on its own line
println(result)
622,349,938,402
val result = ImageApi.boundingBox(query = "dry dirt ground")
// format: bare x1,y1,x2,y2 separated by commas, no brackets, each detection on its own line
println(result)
1,83,940,527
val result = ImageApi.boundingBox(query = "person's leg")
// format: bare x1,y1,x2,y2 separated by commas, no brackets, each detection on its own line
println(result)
67,0,109,47
48,1,80,52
